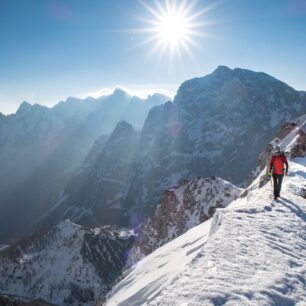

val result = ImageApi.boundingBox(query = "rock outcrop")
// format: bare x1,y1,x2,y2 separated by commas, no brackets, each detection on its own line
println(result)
127,176,241,266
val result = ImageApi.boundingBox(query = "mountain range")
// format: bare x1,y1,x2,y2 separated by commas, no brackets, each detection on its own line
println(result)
40,66,306,233
1,66,306,305
0,90,168,242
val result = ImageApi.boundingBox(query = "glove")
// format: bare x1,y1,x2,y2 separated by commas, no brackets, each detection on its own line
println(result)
268,171,272,177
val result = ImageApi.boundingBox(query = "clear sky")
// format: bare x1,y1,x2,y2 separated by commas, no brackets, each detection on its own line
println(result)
0,0,306,114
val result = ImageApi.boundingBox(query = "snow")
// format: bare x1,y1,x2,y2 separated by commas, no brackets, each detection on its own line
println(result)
280,114,306,150
106,220,212,306
0,220,135,306
148,158,306,306
105,127,306,305
0,245,8,251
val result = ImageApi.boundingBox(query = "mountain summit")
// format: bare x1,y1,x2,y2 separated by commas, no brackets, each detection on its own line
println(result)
124,66,306,222
16,101,32,115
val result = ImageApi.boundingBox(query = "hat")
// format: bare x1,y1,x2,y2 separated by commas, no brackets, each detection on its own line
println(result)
273,145,281,154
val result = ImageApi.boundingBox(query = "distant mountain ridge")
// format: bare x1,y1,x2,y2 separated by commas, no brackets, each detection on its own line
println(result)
37,66,306,235
41,121,138,229
0,89,169,242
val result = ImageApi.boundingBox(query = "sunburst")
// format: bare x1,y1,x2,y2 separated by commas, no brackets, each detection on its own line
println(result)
138,0,215,60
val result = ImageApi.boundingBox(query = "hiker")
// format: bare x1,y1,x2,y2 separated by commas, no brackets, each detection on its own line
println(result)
268,146,289,200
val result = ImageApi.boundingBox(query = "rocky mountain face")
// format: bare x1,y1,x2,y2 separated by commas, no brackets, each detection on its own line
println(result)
126,176,241,266
42,121,138,229
0,90,168,242
123,66,306,222
0,220,134,306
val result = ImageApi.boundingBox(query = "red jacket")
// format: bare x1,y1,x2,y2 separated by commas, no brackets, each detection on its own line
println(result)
270,155,288,175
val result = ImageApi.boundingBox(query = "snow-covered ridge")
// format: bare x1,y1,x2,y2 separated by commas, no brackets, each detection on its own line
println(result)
104,117,306,305
246,114,306,187
127,176,242,266
0,220,134,306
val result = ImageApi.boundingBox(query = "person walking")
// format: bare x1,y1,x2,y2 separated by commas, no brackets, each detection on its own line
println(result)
268,146,289,200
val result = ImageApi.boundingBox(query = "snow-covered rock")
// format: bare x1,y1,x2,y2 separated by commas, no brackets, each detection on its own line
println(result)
246,114,306,189
127,176,241,266
0,220,134,306
103,114,306,306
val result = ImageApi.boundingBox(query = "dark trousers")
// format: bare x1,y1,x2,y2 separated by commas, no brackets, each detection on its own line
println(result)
272,173,284,197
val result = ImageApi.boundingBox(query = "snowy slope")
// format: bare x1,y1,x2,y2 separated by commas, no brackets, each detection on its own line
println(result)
101,220,213,306
0,220,134,306
104,120,306,305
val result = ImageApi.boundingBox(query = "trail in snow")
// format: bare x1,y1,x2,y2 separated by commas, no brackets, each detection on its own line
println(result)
149,158,306,306
105,157,306,306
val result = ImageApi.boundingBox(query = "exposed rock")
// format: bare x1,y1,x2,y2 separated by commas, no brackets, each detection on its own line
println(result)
126,177,241,266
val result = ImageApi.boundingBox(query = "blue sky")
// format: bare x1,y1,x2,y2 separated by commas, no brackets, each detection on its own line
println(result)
0,0,306,114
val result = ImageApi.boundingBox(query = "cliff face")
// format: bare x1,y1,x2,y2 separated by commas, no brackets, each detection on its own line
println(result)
127,176,241,266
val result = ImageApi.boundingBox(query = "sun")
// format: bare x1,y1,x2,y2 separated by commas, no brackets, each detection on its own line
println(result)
156,8,189,46
138,0,214,60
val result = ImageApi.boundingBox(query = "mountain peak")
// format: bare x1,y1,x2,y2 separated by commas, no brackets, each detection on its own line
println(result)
16,101,32,115
113,87,130,98
109,120,137,142
115,120,134,130
213,65,232,74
